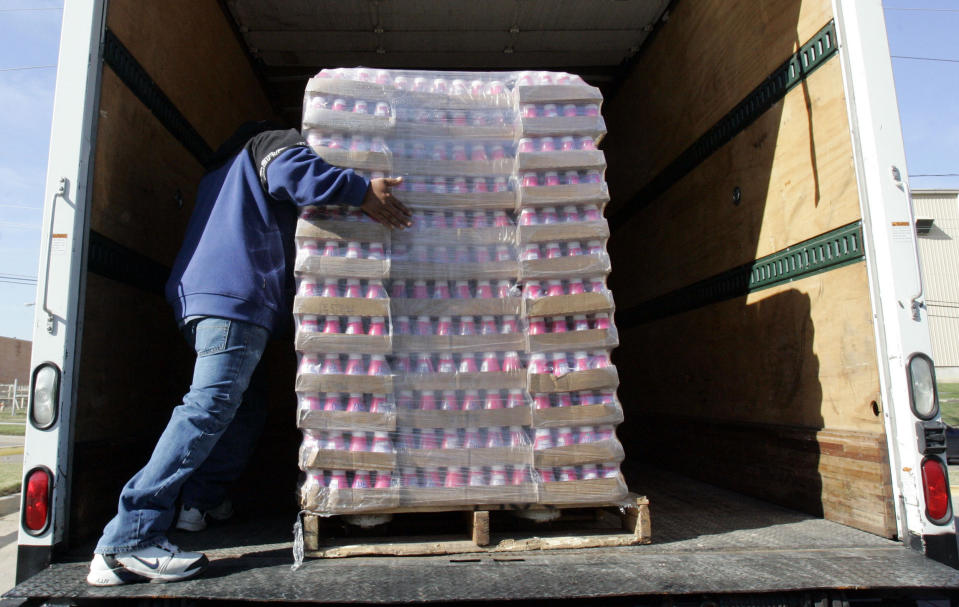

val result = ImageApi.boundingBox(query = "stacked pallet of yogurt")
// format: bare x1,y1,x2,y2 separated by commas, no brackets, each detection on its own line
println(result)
295,67,627,515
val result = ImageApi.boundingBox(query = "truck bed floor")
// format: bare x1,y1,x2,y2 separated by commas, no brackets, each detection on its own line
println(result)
7,466,958,603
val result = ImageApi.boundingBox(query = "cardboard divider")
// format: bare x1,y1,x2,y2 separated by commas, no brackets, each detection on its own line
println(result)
532,401,624,428
400,190,516,211
394,157,513,177
527,329,617,353
301,448,396,471
397,446,531,468
294,296,391,317
306,146,393,172
303,109,392,135
396,407,532,429
516,221,609,245
391,260,518,280
298,409,396,432
512,84,604,105
296,373,394,394
518,116,607,138
517,183,610,207
393,226,513,247
515,150,606,172
296,332,392,355
523,292,614,317
537,475,628,504
392,334,525,353
304,487,401,514
295,256,390,279
391,297,523,317
296,219,391,243
395,371,527,391
467,484,538,504
520,255,610,279
528,366,619,394
534,439,625,468
400,487,467,506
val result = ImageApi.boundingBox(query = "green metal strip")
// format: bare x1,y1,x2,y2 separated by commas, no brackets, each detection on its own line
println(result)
615,221,864,329
608,20,838,232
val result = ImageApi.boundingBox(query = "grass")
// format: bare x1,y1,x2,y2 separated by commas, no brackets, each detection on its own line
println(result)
0,409,27,436
940,383,959,427
0,461,22,497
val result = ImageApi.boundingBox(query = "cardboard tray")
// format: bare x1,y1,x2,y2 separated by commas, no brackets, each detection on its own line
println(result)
517,183,609,207
520,255,610,280
523,292,613,317
512,84,604,105
528,366,619,394
394,370,526,392
531,401,624,428
396,446,532,468
294,296,391,317
296,219,391,243
298,409,396,433
516,221,609,245
390,260,518,280
526,329,617,353
295,256,390,280
300,448,396,472
396,407,532,429
394,122,514,140
296,373,394,394
392,226,513,247
391,297,523,317
296,332,392,355
537,475,628,505
393,157,514,178
397,190,516,211
302,487,401,514
392,334,526,353
399,484,538,506
518,116,607,138
515,150,606,172
533,439,625,468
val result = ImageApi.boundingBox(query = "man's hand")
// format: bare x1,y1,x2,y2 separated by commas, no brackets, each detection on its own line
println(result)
360,177,412,229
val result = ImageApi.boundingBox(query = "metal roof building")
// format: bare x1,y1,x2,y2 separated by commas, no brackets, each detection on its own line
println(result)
913,189,959,381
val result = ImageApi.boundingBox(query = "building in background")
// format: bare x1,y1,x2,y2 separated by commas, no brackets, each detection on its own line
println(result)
0,336,31,385
913,189,959,382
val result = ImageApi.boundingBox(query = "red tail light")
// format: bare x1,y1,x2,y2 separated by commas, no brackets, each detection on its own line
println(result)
921,457,952,524
22,467,52,535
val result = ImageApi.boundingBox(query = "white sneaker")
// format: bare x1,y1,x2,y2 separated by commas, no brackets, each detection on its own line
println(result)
86,554,147,586
175,500,233,532
113,540,208,583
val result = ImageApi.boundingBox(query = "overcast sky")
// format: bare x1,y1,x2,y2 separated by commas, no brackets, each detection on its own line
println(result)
0,2,956,341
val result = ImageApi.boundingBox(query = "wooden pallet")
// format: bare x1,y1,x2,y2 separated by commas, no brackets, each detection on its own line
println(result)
303,493,650,558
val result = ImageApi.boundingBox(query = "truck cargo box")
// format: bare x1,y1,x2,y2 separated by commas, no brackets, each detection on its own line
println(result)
9,0,959,603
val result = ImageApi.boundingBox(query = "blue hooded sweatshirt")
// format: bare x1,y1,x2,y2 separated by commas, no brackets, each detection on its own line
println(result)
164,129,370,334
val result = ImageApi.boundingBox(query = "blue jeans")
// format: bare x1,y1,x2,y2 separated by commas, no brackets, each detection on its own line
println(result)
95,317,270,554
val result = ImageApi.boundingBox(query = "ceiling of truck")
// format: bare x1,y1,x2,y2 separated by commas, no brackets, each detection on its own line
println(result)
223,0,671,123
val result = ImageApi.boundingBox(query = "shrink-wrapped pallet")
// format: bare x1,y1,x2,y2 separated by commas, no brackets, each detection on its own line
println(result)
295,68,626,516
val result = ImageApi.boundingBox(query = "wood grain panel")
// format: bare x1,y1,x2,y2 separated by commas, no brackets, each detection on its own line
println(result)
603,0,834,212
614,262,882,433
607,59,859,308
92,68,204,265
631,413,896,537
107,0,276,147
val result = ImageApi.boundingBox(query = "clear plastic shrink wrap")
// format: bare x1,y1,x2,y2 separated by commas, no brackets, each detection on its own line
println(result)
296,68,625,515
